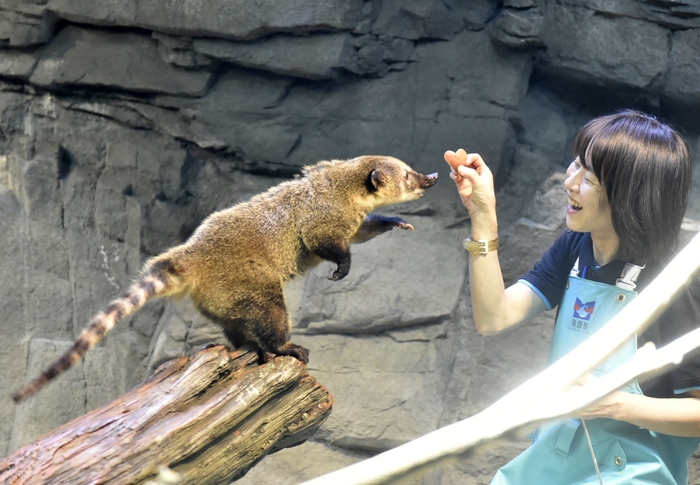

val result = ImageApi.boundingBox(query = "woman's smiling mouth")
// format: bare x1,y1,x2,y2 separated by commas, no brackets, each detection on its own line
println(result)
568,197,582,211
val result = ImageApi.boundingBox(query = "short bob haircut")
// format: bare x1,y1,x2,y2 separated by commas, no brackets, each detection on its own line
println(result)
573,110,691,264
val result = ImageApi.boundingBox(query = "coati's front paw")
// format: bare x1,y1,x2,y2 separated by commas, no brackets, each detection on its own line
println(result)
328,268,348,281
385,216,414,231
328,260,350,281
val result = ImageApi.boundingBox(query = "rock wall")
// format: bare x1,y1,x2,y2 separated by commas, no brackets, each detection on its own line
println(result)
1,1,700,483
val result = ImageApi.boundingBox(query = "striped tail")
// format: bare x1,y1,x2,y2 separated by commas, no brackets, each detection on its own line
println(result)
12,264,177,403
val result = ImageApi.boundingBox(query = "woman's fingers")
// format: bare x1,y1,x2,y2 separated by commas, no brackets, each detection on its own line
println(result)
445,148,497,214
444,149,467,172
446,150,490,178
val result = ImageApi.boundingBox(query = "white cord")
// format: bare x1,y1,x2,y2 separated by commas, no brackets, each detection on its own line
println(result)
582,420,604,485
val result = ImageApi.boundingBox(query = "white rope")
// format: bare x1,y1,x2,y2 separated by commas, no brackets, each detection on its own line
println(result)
582,420,604,485
297,231,700,485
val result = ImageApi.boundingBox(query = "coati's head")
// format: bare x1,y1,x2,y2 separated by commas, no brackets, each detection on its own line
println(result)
361,156,438,206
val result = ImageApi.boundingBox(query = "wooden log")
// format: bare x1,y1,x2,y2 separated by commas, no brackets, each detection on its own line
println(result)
0,345,333,485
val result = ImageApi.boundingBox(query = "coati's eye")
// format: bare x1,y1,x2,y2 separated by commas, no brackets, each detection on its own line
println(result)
405,171,409,180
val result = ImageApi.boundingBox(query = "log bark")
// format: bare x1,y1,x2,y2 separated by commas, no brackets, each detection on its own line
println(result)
0,345,333,485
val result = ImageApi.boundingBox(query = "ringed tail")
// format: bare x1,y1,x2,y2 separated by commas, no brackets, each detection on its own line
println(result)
12,258,182,403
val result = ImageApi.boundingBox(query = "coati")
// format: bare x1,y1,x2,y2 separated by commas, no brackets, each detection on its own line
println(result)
13,155,438,402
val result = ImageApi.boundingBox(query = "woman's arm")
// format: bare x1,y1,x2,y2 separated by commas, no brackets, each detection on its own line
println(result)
445,149,547,335
578,387,700,437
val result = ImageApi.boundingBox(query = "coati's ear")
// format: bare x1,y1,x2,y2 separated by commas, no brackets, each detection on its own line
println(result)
367,169,384,192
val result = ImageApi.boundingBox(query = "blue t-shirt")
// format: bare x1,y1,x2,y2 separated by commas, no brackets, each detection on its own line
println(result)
519,230,700,398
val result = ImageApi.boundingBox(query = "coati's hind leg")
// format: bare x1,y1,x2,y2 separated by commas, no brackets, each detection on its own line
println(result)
214,282,309,364
254,282,310,363
221,326,246,350
248,300,309,364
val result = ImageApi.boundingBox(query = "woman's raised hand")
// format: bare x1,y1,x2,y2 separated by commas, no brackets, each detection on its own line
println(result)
444,149,496,223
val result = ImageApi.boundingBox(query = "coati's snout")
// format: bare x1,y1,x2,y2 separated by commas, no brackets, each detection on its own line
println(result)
421,172,438,188
406,170,438,199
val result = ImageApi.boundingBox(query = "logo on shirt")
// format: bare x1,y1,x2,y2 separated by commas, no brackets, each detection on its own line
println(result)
573,298,595,321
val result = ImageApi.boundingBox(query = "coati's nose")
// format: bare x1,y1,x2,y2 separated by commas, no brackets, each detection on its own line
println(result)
422,172,438,188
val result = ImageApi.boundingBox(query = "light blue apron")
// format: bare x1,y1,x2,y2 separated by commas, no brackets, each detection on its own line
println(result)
492,260,700,485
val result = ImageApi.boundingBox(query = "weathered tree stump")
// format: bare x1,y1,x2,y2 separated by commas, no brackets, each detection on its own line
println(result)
0,345,333,485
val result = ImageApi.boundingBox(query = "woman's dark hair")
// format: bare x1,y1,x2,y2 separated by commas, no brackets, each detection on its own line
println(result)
573,110,691,263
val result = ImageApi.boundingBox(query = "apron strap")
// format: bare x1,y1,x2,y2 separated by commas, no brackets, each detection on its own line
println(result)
615,262,645,291
553,419,581,457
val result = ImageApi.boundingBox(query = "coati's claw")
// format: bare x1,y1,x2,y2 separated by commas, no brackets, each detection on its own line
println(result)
383,216,414,231
329,269,347,281
329,260,350,280
288,345,310,364
272,343,310,364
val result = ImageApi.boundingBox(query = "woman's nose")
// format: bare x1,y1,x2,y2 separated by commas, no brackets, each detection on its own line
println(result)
564,169,581,192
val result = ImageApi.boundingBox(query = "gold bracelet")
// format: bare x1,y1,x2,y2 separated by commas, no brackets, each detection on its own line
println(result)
463,236,499,255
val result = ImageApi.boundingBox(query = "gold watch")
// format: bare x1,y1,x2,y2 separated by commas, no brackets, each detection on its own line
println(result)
463,236,499,255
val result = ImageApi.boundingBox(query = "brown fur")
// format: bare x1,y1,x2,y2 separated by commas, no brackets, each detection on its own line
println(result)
13,155,437,402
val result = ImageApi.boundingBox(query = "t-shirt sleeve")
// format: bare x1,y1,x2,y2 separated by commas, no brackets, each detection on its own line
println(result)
518,230,582,311
640,276,700,397
663,278,700,395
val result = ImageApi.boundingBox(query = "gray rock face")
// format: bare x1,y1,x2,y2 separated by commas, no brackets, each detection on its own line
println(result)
558,0,700,29
43,0,364,40
539,4,669,90
30,26,213,96
372,0,467,40
0,51,37,79
193,33,354,80
0,5,58,47
192,32,418,80
663,28,700,105
1,1,700,484
490,0,545,49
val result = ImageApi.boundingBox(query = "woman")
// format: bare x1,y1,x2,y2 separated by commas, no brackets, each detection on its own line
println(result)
446,110,700,484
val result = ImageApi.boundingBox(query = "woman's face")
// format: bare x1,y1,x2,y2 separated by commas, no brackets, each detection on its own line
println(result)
564,157,615,236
